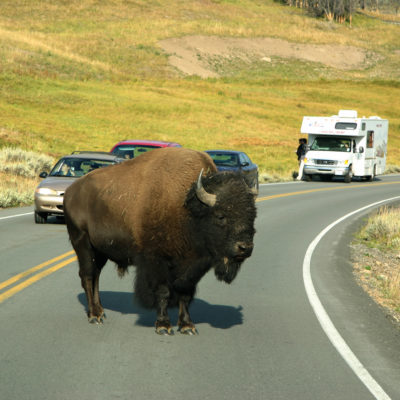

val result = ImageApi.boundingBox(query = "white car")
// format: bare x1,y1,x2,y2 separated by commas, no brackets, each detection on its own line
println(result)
34,152,124,223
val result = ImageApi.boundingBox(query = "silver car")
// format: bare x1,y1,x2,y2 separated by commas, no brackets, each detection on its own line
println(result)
34,152,124,223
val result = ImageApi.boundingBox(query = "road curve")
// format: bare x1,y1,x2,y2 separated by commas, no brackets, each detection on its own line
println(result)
0,175,400,400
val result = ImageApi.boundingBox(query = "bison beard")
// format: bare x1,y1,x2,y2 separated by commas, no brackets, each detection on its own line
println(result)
63,147,256,335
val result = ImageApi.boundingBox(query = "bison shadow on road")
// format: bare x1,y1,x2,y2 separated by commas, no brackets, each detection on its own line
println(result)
77,291,243,330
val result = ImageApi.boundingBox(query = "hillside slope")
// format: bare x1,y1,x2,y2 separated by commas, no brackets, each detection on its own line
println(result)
0,0,399,177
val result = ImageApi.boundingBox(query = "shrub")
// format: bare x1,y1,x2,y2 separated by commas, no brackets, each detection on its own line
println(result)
0,147,54,178
0,147,55,208
358,206,400,250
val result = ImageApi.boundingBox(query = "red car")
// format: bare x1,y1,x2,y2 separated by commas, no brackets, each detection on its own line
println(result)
110,140,182,159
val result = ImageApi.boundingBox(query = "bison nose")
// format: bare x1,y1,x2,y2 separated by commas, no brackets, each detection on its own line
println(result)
234,241,254,258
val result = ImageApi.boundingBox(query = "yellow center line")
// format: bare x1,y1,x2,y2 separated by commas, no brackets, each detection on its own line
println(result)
256,181,400,202
0,255,77,303
0,250,75,291
1,180,399,303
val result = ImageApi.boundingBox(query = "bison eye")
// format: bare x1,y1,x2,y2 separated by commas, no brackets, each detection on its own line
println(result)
215,214,226,224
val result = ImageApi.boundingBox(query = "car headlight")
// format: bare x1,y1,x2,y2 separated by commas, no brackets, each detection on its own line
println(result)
338,160,349,166
35,187,58,195
304,158,314,164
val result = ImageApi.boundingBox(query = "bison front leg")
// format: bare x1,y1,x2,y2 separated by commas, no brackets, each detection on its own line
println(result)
155,285,174,335
178,295,198,335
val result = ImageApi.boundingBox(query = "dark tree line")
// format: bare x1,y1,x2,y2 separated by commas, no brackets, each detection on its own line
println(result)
277,0,399,24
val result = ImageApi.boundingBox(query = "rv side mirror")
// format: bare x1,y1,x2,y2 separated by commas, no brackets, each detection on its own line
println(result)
358,146,364,154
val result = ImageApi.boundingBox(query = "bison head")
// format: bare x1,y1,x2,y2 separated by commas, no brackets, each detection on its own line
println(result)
185,170,257,283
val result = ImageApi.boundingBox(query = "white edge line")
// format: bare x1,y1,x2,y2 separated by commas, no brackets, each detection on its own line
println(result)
303,195,400,400
0,212,33,221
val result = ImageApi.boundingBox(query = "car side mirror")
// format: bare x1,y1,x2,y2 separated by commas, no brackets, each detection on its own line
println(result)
358,146,364,154
39,171,48,178
240,162,249,167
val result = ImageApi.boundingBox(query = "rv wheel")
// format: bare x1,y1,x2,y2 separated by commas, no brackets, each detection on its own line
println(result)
344,166,353,183
366,165,376,182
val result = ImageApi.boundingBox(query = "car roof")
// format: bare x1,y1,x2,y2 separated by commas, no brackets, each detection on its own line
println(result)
62,152,123,161
205,149,244,155
112,140,181,147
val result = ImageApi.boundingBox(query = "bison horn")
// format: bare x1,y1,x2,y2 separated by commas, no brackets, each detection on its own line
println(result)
196,169,217,207
249,184,258,198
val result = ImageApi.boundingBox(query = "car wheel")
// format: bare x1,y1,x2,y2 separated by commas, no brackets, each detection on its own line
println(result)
34,211,47,224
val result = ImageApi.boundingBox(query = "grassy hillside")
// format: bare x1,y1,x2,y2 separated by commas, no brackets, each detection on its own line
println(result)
0,0,399,181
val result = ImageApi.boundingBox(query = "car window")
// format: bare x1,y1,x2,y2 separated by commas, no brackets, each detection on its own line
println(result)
239,154,250,165
243,153,251,164
49,158,116,177
208,153,239,167
112,145,161,159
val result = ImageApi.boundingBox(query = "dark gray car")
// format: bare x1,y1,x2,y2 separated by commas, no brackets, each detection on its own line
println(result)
205,150,259,190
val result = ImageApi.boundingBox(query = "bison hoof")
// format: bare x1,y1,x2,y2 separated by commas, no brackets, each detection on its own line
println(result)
155,326,174,336
178,326,198,335
88,313,106,324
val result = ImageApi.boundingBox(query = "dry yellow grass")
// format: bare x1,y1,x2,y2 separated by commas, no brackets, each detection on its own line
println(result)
354,206,400,320
0,172,38,208
0,148,54,208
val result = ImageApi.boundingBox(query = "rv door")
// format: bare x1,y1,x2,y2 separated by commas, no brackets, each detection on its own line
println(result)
365,130,375,170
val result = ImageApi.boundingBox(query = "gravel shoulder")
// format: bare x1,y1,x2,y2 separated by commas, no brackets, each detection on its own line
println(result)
351,242,400,330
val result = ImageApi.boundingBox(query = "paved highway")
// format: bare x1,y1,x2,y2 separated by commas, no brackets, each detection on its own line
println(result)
1,176,400,400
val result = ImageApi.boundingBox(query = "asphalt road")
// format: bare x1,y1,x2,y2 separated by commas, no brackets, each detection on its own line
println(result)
1,175,400,400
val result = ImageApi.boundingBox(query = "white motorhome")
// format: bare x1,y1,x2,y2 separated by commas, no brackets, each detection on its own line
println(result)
300,110,388,183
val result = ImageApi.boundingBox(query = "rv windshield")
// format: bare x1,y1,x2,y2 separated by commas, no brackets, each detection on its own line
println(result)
310,137,352,152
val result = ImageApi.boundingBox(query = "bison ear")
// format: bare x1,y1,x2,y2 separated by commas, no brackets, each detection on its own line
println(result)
195,169,217,207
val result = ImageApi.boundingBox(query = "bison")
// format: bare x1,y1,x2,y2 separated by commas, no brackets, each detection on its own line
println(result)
64,147,257,335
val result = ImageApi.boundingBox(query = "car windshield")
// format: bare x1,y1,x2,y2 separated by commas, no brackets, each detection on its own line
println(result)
310,137,352,152
112,145,160,159
49,157,116,177
207,152,239,167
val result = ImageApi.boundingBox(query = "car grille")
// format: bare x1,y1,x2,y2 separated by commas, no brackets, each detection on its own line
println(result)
315,159,337,166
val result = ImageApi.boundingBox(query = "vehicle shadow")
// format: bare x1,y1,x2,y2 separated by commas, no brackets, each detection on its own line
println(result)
77,291,243,329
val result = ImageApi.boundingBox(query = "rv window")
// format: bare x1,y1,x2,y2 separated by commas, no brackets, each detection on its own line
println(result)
367,131,374,148
335,122,357,130
310,137,351,152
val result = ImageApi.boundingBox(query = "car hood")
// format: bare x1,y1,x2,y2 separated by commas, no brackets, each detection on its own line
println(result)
216,166,240,172
36,176,77,191
306,150,351,161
